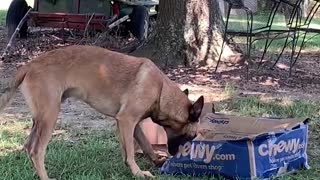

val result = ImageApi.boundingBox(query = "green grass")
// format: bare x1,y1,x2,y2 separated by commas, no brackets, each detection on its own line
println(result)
227,12,320,51
0,10,7,26
1,96,320,180
223,82,236,97
222,96,320,118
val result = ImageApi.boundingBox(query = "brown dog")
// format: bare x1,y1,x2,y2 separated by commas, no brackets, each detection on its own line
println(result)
0,45,204,179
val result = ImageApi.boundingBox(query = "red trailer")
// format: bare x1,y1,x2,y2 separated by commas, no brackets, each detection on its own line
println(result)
6,0,158,40
29,0,117,31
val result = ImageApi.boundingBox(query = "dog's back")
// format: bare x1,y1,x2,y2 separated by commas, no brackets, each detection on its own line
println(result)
19,45,174,117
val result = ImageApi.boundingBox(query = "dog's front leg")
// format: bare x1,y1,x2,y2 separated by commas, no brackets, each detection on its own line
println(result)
134,124,167,166
116,114,155,178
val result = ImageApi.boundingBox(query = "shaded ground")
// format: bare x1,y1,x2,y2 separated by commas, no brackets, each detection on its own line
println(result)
1,27,320,130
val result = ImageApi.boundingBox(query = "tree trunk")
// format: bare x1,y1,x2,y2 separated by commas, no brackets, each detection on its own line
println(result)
132,0,242,69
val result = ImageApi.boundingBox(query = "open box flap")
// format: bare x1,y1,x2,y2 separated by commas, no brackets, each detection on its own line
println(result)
195,113,310,141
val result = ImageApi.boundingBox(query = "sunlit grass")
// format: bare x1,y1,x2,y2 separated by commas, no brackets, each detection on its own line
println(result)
1,95,320,180
0,10,7,27
226,12,320,52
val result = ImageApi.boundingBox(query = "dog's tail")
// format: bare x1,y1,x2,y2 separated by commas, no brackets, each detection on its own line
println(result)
0,65,28,111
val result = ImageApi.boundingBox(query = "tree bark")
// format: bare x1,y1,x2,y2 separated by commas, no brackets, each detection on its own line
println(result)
132,0,242,69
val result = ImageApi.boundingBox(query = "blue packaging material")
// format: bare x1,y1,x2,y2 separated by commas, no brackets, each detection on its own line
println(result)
160,113,310,180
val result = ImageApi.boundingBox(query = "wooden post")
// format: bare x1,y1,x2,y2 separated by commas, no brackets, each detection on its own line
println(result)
74,0,80,13
33,0,39,11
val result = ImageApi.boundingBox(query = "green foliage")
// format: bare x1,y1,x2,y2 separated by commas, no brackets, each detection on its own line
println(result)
0,10,7,26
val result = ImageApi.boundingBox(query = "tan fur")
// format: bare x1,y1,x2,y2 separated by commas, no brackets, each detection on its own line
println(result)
0,45,203,179
0,65,28,111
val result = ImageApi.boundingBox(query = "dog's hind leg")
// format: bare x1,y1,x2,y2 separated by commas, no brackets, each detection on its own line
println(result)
22,81,61,180
24,113,59,180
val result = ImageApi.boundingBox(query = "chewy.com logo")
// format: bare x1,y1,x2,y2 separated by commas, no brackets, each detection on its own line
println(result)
175,142,236,164
258,138,305,157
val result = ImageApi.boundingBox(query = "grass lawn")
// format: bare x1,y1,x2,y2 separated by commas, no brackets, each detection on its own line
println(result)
1,94,320,180
226,12,320,52
0,10,7,27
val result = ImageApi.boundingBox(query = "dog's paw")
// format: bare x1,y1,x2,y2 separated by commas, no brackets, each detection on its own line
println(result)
153,156,167,167
135,170,155,178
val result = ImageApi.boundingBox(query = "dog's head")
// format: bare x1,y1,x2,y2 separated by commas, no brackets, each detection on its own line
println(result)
162,89,204,156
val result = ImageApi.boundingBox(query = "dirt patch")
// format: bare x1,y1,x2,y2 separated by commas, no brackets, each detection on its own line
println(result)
0,68,115,132
166,48,320,102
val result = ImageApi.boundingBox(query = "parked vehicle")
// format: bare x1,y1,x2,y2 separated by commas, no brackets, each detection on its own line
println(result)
6,0,159,41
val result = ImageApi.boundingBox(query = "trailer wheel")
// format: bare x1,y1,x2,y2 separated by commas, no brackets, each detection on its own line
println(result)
129,5,149,41
6,0,30,39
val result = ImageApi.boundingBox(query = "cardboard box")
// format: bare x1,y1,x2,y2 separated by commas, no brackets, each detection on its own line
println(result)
134,118,169,157
160,113,310,180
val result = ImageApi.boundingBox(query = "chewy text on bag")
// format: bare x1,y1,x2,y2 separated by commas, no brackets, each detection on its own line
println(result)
175,142,236,164
258,138,305,157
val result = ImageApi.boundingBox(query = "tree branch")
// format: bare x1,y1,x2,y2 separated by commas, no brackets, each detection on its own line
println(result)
1,8,32,60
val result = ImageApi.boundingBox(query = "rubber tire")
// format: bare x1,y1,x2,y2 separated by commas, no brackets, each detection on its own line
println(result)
129,5,149,41
6,0,30,39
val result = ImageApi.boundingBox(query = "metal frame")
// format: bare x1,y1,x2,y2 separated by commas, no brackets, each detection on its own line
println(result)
215,0,282,72
216,0,320,78
215,0,252,72
289,0,320,71
268,0,320,77
264,0,304,76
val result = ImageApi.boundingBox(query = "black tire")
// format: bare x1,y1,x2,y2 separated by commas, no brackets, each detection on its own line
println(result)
6,0,30,39
129,5,149,41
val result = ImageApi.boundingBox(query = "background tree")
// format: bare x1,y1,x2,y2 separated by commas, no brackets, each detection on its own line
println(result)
132,0,243,69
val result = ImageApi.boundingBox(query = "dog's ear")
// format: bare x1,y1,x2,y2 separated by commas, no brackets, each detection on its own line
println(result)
182,88,189,96
189,96,204,122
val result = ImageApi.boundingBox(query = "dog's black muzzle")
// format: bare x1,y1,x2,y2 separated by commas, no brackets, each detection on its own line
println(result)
167,134,197,156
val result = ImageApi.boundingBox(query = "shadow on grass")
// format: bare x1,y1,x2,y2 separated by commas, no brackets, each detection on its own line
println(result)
1,96,320,180
0,126,154,180
0,123,211,180
218,95,320,118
